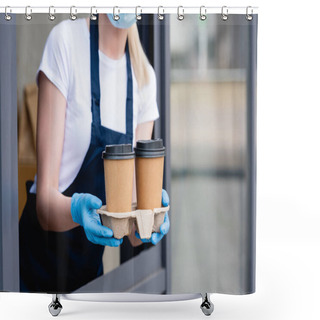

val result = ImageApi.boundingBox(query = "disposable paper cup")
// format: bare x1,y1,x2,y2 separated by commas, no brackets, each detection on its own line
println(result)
135,139,165,210
102,144,135,213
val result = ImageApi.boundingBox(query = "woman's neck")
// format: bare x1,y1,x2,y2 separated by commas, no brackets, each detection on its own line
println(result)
98,14,128,60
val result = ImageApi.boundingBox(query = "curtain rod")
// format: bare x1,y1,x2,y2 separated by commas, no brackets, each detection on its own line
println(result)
0,6,259,16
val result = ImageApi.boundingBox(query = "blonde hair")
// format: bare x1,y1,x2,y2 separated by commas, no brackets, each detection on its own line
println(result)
127,24,150,89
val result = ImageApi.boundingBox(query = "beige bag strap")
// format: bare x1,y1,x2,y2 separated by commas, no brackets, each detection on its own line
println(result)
18,83,38,163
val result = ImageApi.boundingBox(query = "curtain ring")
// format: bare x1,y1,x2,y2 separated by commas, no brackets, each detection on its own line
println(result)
90,6,97,21
113,6,120,21
177,6,184,21
221,6,228,21
158,6,164,21
200,6,207,21
4,6,12,21
246,6,253,21
135,6,142,21
70,6,77,21
25,6,32,21
48,6,56,21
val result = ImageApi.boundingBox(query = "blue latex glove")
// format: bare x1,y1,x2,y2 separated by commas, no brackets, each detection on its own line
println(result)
135,189,170,245
71,193,123,247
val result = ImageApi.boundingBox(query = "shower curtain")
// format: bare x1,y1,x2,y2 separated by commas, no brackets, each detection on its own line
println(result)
0,7,258,296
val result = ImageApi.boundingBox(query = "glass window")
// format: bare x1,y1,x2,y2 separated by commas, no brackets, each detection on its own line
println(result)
170,14,251,293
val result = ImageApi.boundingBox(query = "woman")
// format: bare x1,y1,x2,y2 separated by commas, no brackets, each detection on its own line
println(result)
19,13,170,293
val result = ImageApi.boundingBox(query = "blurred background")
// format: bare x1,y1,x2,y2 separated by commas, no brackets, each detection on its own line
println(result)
170,15,253,293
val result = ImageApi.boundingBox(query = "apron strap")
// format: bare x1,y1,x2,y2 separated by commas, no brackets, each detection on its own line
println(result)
90,17,100,103
125,42,133,137
90,16,133,137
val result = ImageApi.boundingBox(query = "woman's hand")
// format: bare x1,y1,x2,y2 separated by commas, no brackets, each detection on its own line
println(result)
71,193,123,247
135,189,170,245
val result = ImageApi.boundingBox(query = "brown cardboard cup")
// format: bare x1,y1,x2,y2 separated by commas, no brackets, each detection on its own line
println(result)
135,139,165,213
102,144,135,214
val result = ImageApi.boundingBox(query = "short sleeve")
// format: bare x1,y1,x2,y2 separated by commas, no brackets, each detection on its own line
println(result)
36,21,70,100
137,65,159,124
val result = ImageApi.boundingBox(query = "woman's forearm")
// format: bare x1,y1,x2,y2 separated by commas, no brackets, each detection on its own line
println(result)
36,187,78,232
35,72,78,232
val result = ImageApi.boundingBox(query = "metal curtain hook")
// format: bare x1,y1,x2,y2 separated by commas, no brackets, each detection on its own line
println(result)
113,6,120,21
70,6,77,21
90,6,97,20
177,6,184,21
5,6,12,21
136,6,142,20
200,6,207,21
48,6,56,21
246,6,253,21
158,6,164,21
25,6,32,21
221,6,228,21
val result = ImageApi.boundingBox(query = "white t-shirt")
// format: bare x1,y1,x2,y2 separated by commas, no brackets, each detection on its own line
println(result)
30,18,159,194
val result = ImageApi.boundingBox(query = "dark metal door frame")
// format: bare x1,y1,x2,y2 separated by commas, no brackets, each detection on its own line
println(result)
0,15,20,292
152,15,171,294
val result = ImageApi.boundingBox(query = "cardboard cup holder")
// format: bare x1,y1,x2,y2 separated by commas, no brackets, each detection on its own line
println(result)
97,203,170,240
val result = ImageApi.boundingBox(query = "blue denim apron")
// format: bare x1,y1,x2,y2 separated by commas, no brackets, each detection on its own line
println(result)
19,17,133,293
